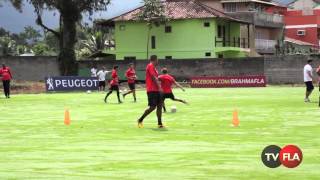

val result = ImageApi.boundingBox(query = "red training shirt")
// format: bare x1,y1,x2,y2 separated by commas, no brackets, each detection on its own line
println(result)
158,74,175,93
126,68,136,84
0,67,12,81
145,63,159,92
110,69,119,86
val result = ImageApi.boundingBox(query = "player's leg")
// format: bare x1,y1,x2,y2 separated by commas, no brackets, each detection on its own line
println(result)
102,82,106,91
137,92,157,127
98,81,102,91
3,80,7,98
163,100,167,112
104,88,113,103
131,83,136,102
170,93,187,104
123,90,132,98
133,89,137,102
116,86,122,103
156,93,164,127
7,80,10,98
4,80,9,98
138,106,156,124
156,100,164,127
305,82,314,102
173,98,188,104
123,83,134,99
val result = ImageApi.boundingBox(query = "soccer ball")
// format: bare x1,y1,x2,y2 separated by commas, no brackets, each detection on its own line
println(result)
171,105,177,113
86,90,92,94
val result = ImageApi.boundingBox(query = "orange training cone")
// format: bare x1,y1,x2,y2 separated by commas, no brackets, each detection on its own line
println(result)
64,109,71,125
232,109,239,127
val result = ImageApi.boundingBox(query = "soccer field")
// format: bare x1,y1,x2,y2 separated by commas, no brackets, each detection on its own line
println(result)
0,87,319,179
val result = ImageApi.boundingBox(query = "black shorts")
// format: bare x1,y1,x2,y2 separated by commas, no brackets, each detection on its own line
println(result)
99,81,106,87
147,92,162,107
305,81,314,91
128,83,135,90
162,93,175,100
109,85,119,91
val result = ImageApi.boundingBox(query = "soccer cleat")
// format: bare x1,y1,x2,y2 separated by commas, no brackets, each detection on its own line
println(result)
158,124,165,129
304,98,310,102
138,122,144,128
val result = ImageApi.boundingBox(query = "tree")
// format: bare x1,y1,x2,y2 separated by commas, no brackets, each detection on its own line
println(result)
138,0,167,60
80,31,107,56
7,0,111,75
20,26,42,45
0,35,17,56
0,27,10,37
32,42,55,55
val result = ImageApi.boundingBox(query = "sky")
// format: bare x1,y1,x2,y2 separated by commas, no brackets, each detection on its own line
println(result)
0,0,142,33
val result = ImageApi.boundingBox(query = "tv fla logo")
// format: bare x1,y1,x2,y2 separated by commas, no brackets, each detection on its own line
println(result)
261,145,303,168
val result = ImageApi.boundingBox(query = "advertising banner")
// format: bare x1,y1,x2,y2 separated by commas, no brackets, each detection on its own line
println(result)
190,75,266,88
45,76,99,92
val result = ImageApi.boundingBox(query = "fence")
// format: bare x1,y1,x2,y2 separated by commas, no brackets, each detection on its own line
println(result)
1,55,320,84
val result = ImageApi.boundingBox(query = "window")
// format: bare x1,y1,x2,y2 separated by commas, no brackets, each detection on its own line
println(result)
205,52,211,57
119,25,125,31
151,36,156,49
124,56,136,61
218,25,226,38
224,3,238,12
297,30,306,36
165,56,172,60
165,26,172,33
204,22,210,27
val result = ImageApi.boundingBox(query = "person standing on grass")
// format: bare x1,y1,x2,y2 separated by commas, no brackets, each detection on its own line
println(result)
304,59,314,102
91,66,97,77
137,55,164,128
158,68,187,113
123,63,137,102
97,67,110,91
104,66,122,104
0,64,13,98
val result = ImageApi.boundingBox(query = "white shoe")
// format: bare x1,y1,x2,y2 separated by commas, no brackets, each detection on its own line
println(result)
304,98,310,102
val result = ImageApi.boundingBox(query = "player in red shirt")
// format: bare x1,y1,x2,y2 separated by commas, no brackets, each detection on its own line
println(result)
0,64,13,98
137,55,164,128
104,66,122,103
123,63,137,102
158,68,187,112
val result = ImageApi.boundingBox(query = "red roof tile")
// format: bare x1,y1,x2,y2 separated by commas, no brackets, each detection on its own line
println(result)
111,0,241,22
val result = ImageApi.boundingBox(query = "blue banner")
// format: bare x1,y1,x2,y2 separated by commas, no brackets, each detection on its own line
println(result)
45,76,99,92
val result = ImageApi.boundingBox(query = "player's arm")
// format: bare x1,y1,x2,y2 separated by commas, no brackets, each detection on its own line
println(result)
152,75,161,90
147,67,161,90
307,69,313,79
8,68,13,79
174,81,185,91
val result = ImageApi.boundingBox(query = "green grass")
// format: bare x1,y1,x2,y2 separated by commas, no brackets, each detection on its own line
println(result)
0,87,319,180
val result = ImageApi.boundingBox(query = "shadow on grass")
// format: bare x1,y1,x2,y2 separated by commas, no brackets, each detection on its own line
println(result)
149,128,169,132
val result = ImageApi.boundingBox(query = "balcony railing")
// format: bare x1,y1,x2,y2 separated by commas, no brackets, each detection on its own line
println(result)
215,37,250,49
255,13,283,24
255,39,277,50
225,11,284,28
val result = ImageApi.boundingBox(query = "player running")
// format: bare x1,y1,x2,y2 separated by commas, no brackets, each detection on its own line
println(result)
123,63,137,102
137,55,164,128
104,66,122,104
158,68,187,112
